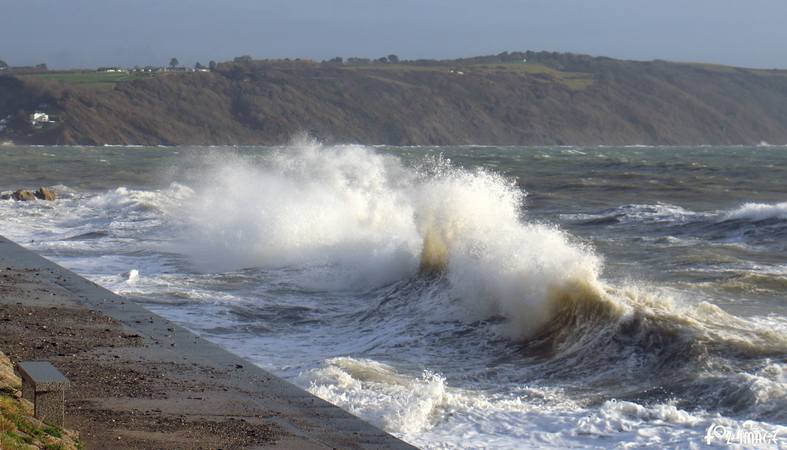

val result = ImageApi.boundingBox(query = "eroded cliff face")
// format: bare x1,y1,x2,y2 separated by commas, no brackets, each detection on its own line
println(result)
2,53,787,146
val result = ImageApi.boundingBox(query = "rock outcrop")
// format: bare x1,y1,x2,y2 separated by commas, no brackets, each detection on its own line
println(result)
35,187,57,201
1,188,57,201
11,190,36,201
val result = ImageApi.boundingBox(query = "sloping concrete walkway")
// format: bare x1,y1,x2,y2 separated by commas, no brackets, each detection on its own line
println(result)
0,235,416,449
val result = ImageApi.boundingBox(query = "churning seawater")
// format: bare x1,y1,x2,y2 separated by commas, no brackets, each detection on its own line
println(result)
1,142,785,449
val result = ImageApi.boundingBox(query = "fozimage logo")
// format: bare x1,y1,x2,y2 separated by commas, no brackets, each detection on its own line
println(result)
705,424,779,446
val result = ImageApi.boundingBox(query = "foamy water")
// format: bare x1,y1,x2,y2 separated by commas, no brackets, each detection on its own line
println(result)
1,142,786,448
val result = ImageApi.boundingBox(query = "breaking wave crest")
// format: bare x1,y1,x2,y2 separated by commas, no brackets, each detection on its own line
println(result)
175,140,603,339
569,201,787,227
724,201,787,221
566,201,787,249
167,142,786,361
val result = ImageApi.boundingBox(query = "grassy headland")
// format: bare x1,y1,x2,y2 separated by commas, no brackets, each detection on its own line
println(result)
21,71,160,90
1,51,787,146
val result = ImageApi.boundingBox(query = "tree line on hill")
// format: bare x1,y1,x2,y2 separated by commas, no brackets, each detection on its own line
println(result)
0,51,529,72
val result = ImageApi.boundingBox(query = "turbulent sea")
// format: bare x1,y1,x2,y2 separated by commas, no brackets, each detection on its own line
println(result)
1,142,786,449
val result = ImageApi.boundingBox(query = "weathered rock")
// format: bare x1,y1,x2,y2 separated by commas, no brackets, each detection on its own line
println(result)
12,190,36,201
34,187,57,201
0,193,10,200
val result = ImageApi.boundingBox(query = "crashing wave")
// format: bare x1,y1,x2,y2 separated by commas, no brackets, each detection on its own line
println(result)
722,201,787,222
176,139,603,339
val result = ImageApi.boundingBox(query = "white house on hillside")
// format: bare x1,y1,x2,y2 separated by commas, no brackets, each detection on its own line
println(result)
30,112,49,125
97,67,127,73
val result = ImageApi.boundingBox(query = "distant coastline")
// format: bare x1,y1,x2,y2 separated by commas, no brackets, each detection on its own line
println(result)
2,51,787,147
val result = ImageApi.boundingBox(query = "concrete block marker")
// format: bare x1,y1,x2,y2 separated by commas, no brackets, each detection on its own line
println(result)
16,360,70,426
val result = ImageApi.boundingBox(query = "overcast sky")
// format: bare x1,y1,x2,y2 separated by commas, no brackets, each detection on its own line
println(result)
2,0,786,69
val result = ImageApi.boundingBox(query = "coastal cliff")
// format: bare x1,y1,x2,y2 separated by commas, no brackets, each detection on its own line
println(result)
2,52,787,146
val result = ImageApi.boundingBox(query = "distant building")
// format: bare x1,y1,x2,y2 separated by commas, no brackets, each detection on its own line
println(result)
30,112,49,125
96,67,127,73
